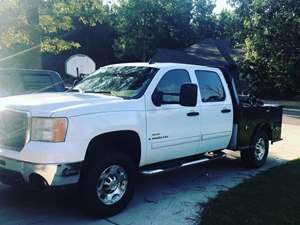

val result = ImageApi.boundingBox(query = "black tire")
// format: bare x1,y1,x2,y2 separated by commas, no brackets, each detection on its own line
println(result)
80,149,136,218
241,130,269,168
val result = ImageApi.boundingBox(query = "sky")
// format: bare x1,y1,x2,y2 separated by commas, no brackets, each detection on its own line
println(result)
214,0,233,14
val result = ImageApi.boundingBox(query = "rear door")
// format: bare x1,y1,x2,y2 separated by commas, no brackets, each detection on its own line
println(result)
194,70,233,152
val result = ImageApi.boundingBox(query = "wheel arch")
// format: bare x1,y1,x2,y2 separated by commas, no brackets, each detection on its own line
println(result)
84,130,142,167
252,122,273,142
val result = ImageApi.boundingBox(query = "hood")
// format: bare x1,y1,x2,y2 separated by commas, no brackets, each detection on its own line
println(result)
0,92,141,117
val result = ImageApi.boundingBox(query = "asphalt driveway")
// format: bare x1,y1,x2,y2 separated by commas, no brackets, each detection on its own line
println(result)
0,116,299,225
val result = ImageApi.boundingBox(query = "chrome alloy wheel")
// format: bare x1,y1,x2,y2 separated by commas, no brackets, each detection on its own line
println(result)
255,137,266,161
96,165,128,205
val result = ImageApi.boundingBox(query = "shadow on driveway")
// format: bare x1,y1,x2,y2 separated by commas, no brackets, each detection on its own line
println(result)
0,154,287,225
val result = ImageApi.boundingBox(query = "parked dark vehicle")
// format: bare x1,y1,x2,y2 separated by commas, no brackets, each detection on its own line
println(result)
0,69,66,97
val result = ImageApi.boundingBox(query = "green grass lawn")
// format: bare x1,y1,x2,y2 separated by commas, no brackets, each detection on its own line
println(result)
198,159,300,225
263,100,300,109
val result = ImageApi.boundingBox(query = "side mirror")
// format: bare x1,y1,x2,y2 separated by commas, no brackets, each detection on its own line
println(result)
152,91,163,106
180,83,198,107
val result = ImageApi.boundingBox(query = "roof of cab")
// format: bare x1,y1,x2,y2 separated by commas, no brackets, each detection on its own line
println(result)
104,62,220,71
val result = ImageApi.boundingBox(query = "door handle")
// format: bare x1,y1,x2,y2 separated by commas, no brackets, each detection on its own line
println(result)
187,112,200,117
221,108,231,113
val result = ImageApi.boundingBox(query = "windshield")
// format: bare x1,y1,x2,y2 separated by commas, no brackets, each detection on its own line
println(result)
74,66,159,98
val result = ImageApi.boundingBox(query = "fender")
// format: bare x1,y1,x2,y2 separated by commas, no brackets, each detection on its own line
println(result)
251,122,273,143
66,110,148,165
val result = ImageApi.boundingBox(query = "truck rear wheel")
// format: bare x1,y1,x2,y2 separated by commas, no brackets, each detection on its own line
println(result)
80,151,136,217
241,130,269,168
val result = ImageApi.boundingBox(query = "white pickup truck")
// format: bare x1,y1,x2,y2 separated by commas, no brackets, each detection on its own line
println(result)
0,62,282,217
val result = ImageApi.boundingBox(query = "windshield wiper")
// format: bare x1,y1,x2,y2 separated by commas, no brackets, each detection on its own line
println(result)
68,88,84,93
84,90,113,95
68,89,114,95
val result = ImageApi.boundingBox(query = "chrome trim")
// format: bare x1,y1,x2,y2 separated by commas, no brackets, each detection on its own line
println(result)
0,108,31,150
141,153,226,175
96,165,128,205
255,138,266,161
181,158,209,167
25,112,32,145
141,169,164,175
0,156,81,186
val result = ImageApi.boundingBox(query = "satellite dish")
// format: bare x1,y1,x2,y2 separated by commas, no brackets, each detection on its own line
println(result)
65,54,96,78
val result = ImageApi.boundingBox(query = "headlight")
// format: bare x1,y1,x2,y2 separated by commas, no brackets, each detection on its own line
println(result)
31,118,68,142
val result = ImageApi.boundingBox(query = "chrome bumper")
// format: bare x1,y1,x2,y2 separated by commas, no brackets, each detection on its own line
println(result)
0,156,81,187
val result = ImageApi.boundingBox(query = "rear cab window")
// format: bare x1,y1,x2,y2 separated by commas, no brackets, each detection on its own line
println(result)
195,70,225,102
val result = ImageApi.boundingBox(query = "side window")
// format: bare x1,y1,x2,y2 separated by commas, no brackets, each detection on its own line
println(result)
195,70,225,102
154,69,191,103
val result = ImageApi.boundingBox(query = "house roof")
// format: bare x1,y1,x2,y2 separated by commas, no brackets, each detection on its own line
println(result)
149,39,244,83
185,39,243,67
150,39,243,69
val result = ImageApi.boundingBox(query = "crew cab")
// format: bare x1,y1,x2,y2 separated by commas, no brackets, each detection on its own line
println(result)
0,62,282,217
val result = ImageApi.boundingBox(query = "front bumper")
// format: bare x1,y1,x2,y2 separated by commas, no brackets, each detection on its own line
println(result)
0,156,81,187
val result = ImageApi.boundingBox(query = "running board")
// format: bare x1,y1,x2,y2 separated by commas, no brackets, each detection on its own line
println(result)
141,151,226,175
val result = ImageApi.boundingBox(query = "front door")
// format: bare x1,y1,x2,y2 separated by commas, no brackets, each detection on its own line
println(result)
145,69,201,164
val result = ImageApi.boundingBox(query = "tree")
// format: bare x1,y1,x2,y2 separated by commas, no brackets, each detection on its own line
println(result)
232,0,300,98
0,0,34,51
1,0,221,63
2,0,298,99
0,0,110,54
191,0,216,40
112,0,194,61
215,10,243,44
0,0,43,67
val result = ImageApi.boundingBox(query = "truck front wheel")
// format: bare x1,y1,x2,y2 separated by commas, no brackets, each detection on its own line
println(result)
80,152,136,217
241,130,269,168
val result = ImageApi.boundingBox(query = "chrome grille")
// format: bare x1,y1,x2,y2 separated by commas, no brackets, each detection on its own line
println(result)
0,109,30,151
